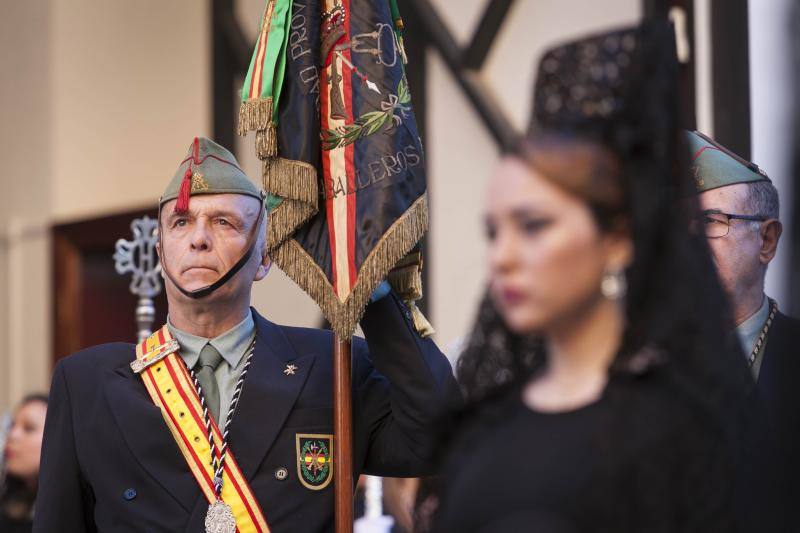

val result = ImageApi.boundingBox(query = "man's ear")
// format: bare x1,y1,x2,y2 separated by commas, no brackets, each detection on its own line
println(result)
759,218,783,266
156,240,165,278
254,248,272,281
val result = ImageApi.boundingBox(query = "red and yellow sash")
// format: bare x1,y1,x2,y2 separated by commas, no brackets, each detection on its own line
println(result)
133,326,270,533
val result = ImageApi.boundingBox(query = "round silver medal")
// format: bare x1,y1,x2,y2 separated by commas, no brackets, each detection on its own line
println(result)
205,500,236,533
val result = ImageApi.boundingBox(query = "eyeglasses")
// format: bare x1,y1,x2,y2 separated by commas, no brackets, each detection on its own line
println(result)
695,211,768,239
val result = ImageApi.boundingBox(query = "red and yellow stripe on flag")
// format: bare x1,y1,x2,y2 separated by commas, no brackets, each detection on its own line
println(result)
321,0,358,300
238,0,293,159
135,326,270,533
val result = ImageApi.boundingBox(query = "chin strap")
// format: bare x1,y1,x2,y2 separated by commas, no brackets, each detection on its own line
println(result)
157,200,265,300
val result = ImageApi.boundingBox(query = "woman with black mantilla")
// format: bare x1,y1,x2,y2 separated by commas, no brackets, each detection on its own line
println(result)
432,22,764,533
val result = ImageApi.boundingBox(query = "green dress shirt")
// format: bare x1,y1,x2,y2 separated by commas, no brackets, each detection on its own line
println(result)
736,295,770,381
168,312,256,428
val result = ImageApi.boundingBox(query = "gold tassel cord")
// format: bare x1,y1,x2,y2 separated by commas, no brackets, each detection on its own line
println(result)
387,253,434,337
387,264,423,300
408,302,435,338
272,193,429,338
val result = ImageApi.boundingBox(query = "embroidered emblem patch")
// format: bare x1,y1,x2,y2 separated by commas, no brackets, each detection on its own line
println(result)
296,434,333,490
692,166,704,189
191,172,209,192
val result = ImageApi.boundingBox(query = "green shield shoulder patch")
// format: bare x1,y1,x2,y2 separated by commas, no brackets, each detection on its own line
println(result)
295,433,333,490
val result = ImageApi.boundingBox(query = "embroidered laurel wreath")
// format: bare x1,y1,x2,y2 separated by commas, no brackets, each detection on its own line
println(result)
321,78,411,151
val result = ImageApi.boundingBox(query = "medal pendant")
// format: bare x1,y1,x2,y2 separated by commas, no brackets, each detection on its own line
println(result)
205,500,236,533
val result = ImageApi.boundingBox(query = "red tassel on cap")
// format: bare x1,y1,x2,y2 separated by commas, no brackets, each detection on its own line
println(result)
174,137,201,214
174,167,192,213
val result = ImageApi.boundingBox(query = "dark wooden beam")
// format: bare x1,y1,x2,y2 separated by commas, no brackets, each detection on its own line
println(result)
642,0,670,18
461,0,514,70
710,0,751,160
405,0,517,151
212,0,250,153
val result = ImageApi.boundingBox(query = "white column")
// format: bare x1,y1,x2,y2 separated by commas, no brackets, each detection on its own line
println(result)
693,0,714,136
6,219,52,408
749,0,795,305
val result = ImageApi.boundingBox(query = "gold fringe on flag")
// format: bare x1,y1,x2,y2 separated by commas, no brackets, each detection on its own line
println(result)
263,157,319,249
263,157,318,205
255,127,278,159
267,199,316,250
238,98,273,134
238,97,277,159
271,193,429,339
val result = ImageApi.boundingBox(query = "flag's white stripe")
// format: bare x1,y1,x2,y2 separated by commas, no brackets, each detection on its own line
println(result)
328,54,352,299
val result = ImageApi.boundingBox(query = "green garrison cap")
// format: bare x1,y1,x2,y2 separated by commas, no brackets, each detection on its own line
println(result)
687,130,771,193
161,137,263,212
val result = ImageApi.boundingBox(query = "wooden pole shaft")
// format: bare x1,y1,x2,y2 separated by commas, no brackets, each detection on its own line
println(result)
333,336,353,532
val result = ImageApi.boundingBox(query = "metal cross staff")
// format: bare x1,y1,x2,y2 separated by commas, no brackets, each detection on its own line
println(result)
113,216,162,342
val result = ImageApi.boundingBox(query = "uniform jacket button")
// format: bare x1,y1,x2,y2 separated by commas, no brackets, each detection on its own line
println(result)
275,467,289,481
123,488,137,501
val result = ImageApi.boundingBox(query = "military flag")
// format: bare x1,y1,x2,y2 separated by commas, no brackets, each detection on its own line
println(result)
239,0,429,339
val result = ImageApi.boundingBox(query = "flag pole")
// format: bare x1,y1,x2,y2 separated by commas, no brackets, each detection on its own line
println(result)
333,335,354,532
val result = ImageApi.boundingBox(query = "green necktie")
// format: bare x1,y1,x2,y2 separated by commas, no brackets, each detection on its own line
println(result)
196,343,223,422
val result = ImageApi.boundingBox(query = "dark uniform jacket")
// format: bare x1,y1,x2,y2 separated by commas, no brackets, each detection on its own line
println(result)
34,294,460,532
756,310,800,521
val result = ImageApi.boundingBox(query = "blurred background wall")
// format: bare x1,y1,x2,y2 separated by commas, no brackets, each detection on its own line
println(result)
0,0,795,412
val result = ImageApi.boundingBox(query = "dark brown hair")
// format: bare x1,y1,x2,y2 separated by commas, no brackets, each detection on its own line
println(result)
516,133,626,232
0,393,48,523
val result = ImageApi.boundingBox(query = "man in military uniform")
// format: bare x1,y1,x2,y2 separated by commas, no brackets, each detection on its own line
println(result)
34,137,460,532
687,130,800,509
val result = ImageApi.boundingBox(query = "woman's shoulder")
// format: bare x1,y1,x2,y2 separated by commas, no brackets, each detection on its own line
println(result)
611,361,729,446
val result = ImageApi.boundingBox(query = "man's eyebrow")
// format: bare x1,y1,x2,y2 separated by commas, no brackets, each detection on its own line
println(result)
701,208,724,215
208,210,248,224
164,208,253,225
165,210,194,222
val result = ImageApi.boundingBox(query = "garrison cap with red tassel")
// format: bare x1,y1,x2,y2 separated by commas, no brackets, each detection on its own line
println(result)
686,130,771,193
160,137,263,212
159,137,271,301
239,0,433,338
